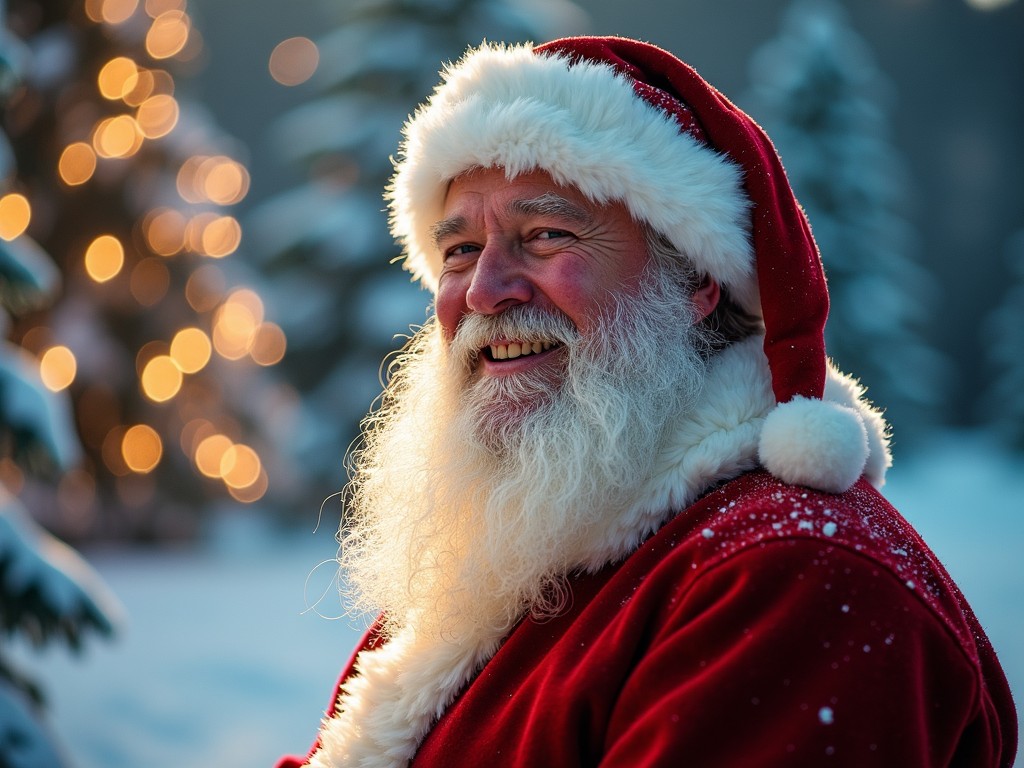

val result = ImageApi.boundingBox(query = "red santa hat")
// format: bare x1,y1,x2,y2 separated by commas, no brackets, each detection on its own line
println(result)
386,36,870,494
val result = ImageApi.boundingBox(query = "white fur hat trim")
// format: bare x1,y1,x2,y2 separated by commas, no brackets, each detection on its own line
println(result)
758,396,869,494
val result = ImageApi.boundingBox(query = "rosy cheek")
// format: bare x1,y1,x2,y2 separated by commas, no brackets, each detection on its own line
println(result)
434,283,466,340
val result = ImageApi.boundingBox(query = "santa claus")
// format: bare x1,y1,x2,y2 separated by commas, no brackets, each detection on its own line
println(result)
277,37,1016,767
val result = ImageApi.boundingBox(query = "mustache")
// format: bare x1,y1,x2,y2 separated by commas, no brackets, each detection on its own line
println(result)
448,306,578,367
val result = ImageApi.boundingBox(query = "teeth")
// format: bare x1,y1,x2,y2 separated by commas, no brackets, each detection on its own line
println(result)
489,340,557,360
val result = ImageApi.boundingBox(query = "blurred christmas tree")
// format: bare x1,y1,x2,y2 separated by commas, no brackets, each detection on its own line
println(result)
742,0,948,442
2,0,291,543
0,10,120,765
245,0,585,512
985,228,1024,450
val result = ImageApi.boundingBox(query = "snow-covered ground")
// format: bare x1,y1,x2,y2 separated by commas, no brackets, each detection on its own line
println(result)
17,430,1024,767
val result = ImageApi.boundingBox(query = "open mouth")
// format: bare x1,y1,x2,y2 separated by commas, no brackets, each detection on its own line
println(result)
484,340,561,361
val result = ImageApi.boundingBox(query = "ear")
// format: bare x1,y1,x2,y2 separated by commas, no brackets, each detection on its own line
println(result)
690,275,720,323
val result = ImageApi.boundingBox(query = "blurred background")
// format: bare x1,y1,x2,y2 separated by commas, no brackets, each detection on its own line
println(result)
0,0,1020,765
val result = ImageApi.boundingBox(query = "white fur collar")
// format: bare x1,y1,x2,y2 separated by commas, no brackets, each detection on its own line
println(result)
309,336,891,766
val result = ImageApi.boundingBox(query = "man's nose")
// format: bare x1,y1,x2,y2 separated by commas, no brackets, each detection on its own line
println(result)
465,240,533,315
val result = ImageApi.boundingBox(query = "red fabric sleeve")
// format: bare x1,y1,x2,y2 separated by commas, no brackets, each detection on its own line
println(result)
602,540,999,767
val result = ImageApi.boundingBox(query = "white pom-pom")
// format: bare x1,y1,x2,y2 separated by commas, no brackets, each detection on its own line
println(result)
758,397,868,494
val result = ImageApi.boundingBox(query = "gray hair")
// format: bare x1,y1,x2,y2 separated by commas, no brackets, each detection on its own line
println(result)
643,228,763,355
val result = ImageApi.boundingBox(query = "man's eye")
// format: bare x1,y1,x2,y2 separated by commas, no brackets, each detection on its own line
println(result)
535,229,571,241
445,244,478,259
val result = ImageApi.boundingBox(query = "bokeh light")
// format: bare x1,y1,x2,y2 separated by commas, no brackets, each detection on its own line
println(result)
170,327,212,374
93,114,144,158
146,10,190,59
212,289,264,360
59,142,98,186
143,207,187,256
0,193,31,240
87,0,139,25
123,67,174,107
220,443,261,489
250,322,287,367
269,37,319,86
141,354,183,402
145,0,186,16
84,234,125,282
122,424,163,473
98,56,139,100
194,433,233,478
199,156,250,205
198,215,241,257
227,467,268,503
136,93,179,138
177,155,250,205
39,345,77,392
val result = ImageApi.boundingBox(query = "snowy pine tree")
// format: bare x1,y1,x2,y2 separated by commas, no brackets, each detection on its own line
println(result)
0,13,120,766
742,0,947,441
245,0,585,507
985,229,1024,450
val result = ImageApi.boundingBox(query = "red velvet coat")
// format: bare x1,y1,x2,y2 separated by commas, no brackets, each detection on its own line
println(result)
279,470,1016,767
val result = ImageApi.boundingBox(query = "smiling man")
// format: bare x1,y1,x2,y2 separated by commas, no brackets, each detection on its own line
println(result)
277,37,1016,768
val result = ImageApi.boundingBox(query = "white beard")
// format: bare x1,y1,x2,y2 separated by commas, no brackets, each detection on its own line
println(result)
339,267,708,645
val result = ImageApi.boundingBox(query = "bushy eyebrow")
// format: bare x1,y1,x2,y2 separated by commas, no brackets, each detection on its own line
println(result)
429,215,468,249
429,193,592,249
508,192,591,225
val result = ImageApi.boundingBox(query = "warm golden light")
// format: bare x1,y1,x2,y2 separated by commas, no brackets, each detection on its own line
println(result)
199,215,241,258
146,10,190,59
122,424,163,473
136,94,179,138
250,322,287,366
93,114,143,158
84,0,105,22
141,354,183,402
227,467,269,503
195,433,233,477
145,0,186,17
220,443,261,489
269,37,319,86
170,327,212,373
213,306,257,360
144,207,187,256
227,288,265,321
98,0,139,24
199,156,250,205
185,264,225,312
130,257,170,306
123,68,156,106
39,346,77,392
84,234,125,282
0,193,31,241
58,142,98,186
132,68,176,102
98,57,139,100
